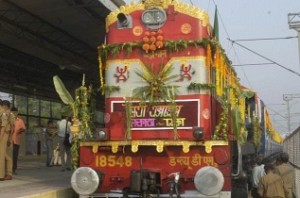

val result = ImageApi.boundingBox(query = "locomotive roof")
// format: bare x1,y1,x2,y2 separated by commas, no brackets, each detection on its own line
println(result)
106,0,210,31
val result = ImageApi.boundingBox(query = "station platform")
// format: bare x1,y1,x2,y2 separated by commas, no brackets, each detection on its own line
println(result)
0,155,75,198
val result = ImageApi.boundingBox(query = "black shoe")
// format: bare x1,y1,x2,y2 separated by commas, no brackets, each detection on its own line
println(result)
0,178,4,181
66,168,71,171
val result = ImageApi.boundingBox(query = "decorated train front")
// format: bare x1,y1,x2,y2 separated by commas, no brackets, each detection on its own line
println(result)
70,0,282,198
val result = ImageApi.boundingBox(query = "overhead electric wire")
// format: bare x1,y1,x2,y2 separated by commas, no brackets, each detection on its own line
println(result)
210,0,253,88
228,39,300,77
195,0,289,132
233,36,297,42
267,107,287,120
232,63,275,67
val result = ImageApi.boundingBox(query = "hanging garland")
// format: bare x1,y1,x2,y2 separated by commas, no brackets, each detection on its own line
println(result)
252,115,261,147
98,48,105,90
124,97,132,140
100,85,120,96
231,106,247,144
187,82,215,92
97,31,247,142
213,94,229,141
169,88,179,140
98,38,212,60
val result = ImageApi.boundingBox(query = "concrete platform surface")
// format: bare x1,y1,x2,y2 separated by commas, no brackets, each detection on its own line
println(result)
0,155,75,198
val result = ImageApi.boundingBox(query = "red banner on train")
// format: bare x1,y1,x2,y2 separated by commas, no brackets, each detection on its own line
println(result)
112,100,199,130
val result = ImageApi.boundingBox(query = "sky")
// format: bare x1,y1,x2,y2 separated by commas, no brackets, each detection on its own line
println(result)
123,0,300,136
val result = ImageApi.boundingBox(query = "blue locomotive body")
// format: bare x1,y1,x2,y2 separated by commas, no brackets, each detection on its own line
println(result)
242,92,283,162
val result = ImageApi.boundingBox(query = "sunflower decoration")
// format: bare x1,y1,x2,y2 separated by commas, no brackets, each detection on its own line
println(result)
132,64,179,105
142,29,164,53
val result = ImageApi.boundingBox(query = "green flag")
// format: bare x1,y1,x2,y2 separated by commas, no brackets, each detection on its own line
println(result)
213,6,219,41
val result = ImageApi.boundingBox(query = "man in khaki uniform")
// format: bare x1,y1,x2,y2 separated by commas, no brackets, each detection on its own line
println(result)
274,152,295,198
0,99,5,181
258,163,289,198
0,100,15,181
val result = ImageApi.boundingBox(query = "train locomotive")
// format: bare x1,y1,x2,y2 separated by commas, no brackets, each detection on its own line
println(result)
70,0,283,197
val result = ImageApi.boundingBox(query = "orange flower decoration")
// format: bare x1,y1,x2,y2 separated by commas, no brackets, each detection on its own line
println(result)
156,41,163,48
142,29,164,53
144,31,150,36
150,31,156,36
143,36,150,43
157,35,163,41
150,36,156,42
142,43,150,51
150,44,156,51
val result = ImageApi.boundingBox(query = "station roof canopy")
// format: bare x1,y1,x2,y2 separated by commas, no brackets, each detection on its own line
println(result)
0,0,124,105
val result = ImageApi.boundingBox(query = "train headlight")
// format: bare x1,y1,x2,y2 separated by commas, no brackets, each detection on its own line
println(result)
98,130,106,140
193,127,204,140
194,166,224,196
71,167,101,196
95,128,108,140
141,8,167,29
98,129,107,140
117,13,132,29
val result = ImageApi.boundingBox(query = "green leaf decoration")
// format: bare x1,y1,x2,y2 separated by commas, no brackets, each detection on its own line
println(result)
53,75,74,105
187,82,215,92
231,106,248,144
232,107,241,139
100,85,120,96
132,64,179,104
240,90,254,99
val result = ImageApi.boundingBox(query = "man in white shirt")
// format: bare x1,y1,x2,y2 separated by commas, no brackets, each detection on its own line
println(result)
251,156,265,198
57,116,72,171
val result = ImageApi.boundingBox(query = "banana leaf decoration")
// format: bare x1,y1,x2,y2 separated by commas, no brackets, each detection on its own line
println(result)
53,75,78,118
53,75,80,169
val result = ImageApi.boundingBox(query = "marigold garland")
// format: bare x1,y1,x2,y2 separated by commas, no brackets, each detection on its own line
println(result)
252,115,261,147
98,54,104,93
97,37,248,142
142,30,164,53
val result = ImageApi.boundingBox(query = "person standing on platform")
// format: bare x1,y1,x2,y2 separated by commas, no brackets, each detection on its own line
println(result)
0,100,15,180
45,120,57,167
57,116,72,171
251,156,265,198
0,99,4,181
258,163,289,198
274,152,295,198
11,107,26,174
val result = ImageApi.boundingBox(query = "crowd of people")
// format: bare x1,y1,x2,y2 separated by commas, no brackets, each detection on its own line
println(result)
45,115,72,171
0,97,74,181
251,152,295,198
0,100,26,181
